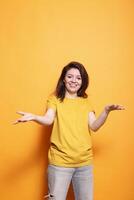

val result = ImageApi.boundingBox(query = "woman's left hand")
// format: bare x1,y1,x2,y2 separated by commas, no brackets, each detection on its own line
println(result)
105,104,125,113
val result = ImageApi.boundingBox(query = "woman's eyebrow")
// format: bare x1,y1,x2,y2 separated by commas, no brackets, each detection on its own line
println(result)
67,73,81,76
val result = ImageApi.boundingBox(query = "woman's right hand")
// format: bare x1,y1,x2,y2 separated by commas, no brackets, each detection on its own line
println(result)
13,111,35,124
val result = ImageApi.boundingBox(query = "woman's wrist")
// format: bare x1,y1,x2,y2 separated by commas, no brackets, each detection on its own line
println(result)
31,114,37,121
104,106,110,115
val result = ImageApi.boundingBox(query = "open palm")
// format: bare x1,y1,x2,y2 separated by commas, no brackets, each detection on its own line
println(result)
105,104,125,113
13,111,35,124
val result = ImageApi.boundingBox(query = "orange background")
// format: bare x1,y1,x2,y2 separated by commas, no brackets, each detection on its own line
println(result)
0,0,134,200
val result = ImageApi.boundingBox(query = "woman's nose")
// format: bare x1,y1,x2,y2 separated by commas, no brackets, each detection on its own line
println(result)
71,77,76,82
71,79,76,83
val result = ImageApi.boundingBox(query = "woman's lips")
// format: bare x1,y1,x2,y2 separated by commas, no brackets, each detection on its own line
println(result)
69,85,77,88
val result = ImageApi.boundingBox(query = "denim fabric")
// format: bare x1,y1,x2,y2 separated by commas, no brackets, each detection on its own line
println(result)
45,164,93,200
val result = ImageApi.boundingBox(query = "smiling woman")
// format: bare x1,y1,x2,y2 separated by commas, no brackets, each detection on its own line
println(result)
56,61,89,101
14,61,124,200
64,68,82,96
0,0,133,199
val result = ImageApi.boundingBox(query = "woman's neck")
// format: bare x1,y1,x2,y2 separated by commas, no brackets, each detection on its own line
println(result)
65,91,78,99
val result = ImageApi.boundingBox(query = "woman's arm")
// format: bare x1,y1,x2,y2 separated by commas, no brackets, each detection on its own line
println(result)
13,108,56,126
88,104,125,132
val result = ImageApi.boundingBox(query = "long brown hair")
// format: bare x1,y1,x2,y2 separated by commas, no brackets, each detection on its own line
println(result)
55,61,89,101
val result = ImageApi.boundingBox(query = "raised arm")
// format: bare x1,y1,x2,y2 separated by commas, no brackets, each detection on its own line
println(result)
88,104,125,132
13,108,56,126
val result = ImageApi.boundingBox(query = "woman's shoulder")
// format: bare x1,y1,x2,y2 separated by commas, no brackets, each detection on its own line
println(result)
81,96,91,103
48,92,56,100
47,93,60,103
85,95,95,112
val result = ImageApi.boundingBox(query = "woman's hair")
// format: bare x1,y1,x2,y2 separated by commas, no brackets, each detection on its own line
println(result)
55,61,89,101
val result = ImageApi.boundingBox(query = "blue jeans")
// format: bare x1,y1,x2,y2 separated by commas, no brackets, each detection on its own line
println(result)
44,164,93,200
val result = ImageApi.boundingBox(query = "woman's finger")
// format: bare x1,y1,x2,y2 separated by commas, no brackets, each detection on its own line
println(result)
117,105,125,110
12,120,18,125
12,119,22,124
16,111,26,115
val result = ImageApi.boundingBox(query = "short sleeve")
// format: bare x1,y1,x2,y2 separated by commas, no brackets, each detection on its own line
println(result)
87,98,95,113
47,95,57,111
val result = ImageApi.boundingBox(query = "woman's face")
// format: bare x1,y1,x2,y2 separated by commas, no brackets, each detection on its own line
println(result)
64,68,82,95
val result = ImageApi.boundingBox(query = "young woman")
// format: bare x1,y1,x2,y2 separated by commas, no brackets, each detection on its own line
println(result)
14,61,124,200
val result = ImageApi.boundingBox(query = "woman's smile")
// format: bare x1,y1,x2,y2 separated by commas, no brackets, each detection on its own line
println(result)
64,68,82,96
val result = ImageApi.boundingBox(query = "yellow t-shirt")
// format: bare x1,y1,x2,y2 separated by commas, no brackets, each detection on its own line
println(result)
47,95,94,167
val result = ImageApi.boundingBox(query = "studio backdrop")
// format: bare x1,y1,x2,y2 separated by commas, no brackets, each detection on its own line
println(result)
0,0,133,200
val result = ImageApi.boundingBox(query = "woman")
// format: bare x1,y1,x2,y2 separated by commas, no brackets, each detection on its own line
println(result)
14,61,124,200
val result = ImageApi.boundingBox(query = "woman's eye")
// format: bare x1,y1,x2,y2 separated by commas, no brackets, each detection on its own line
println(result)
66,75,81,80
